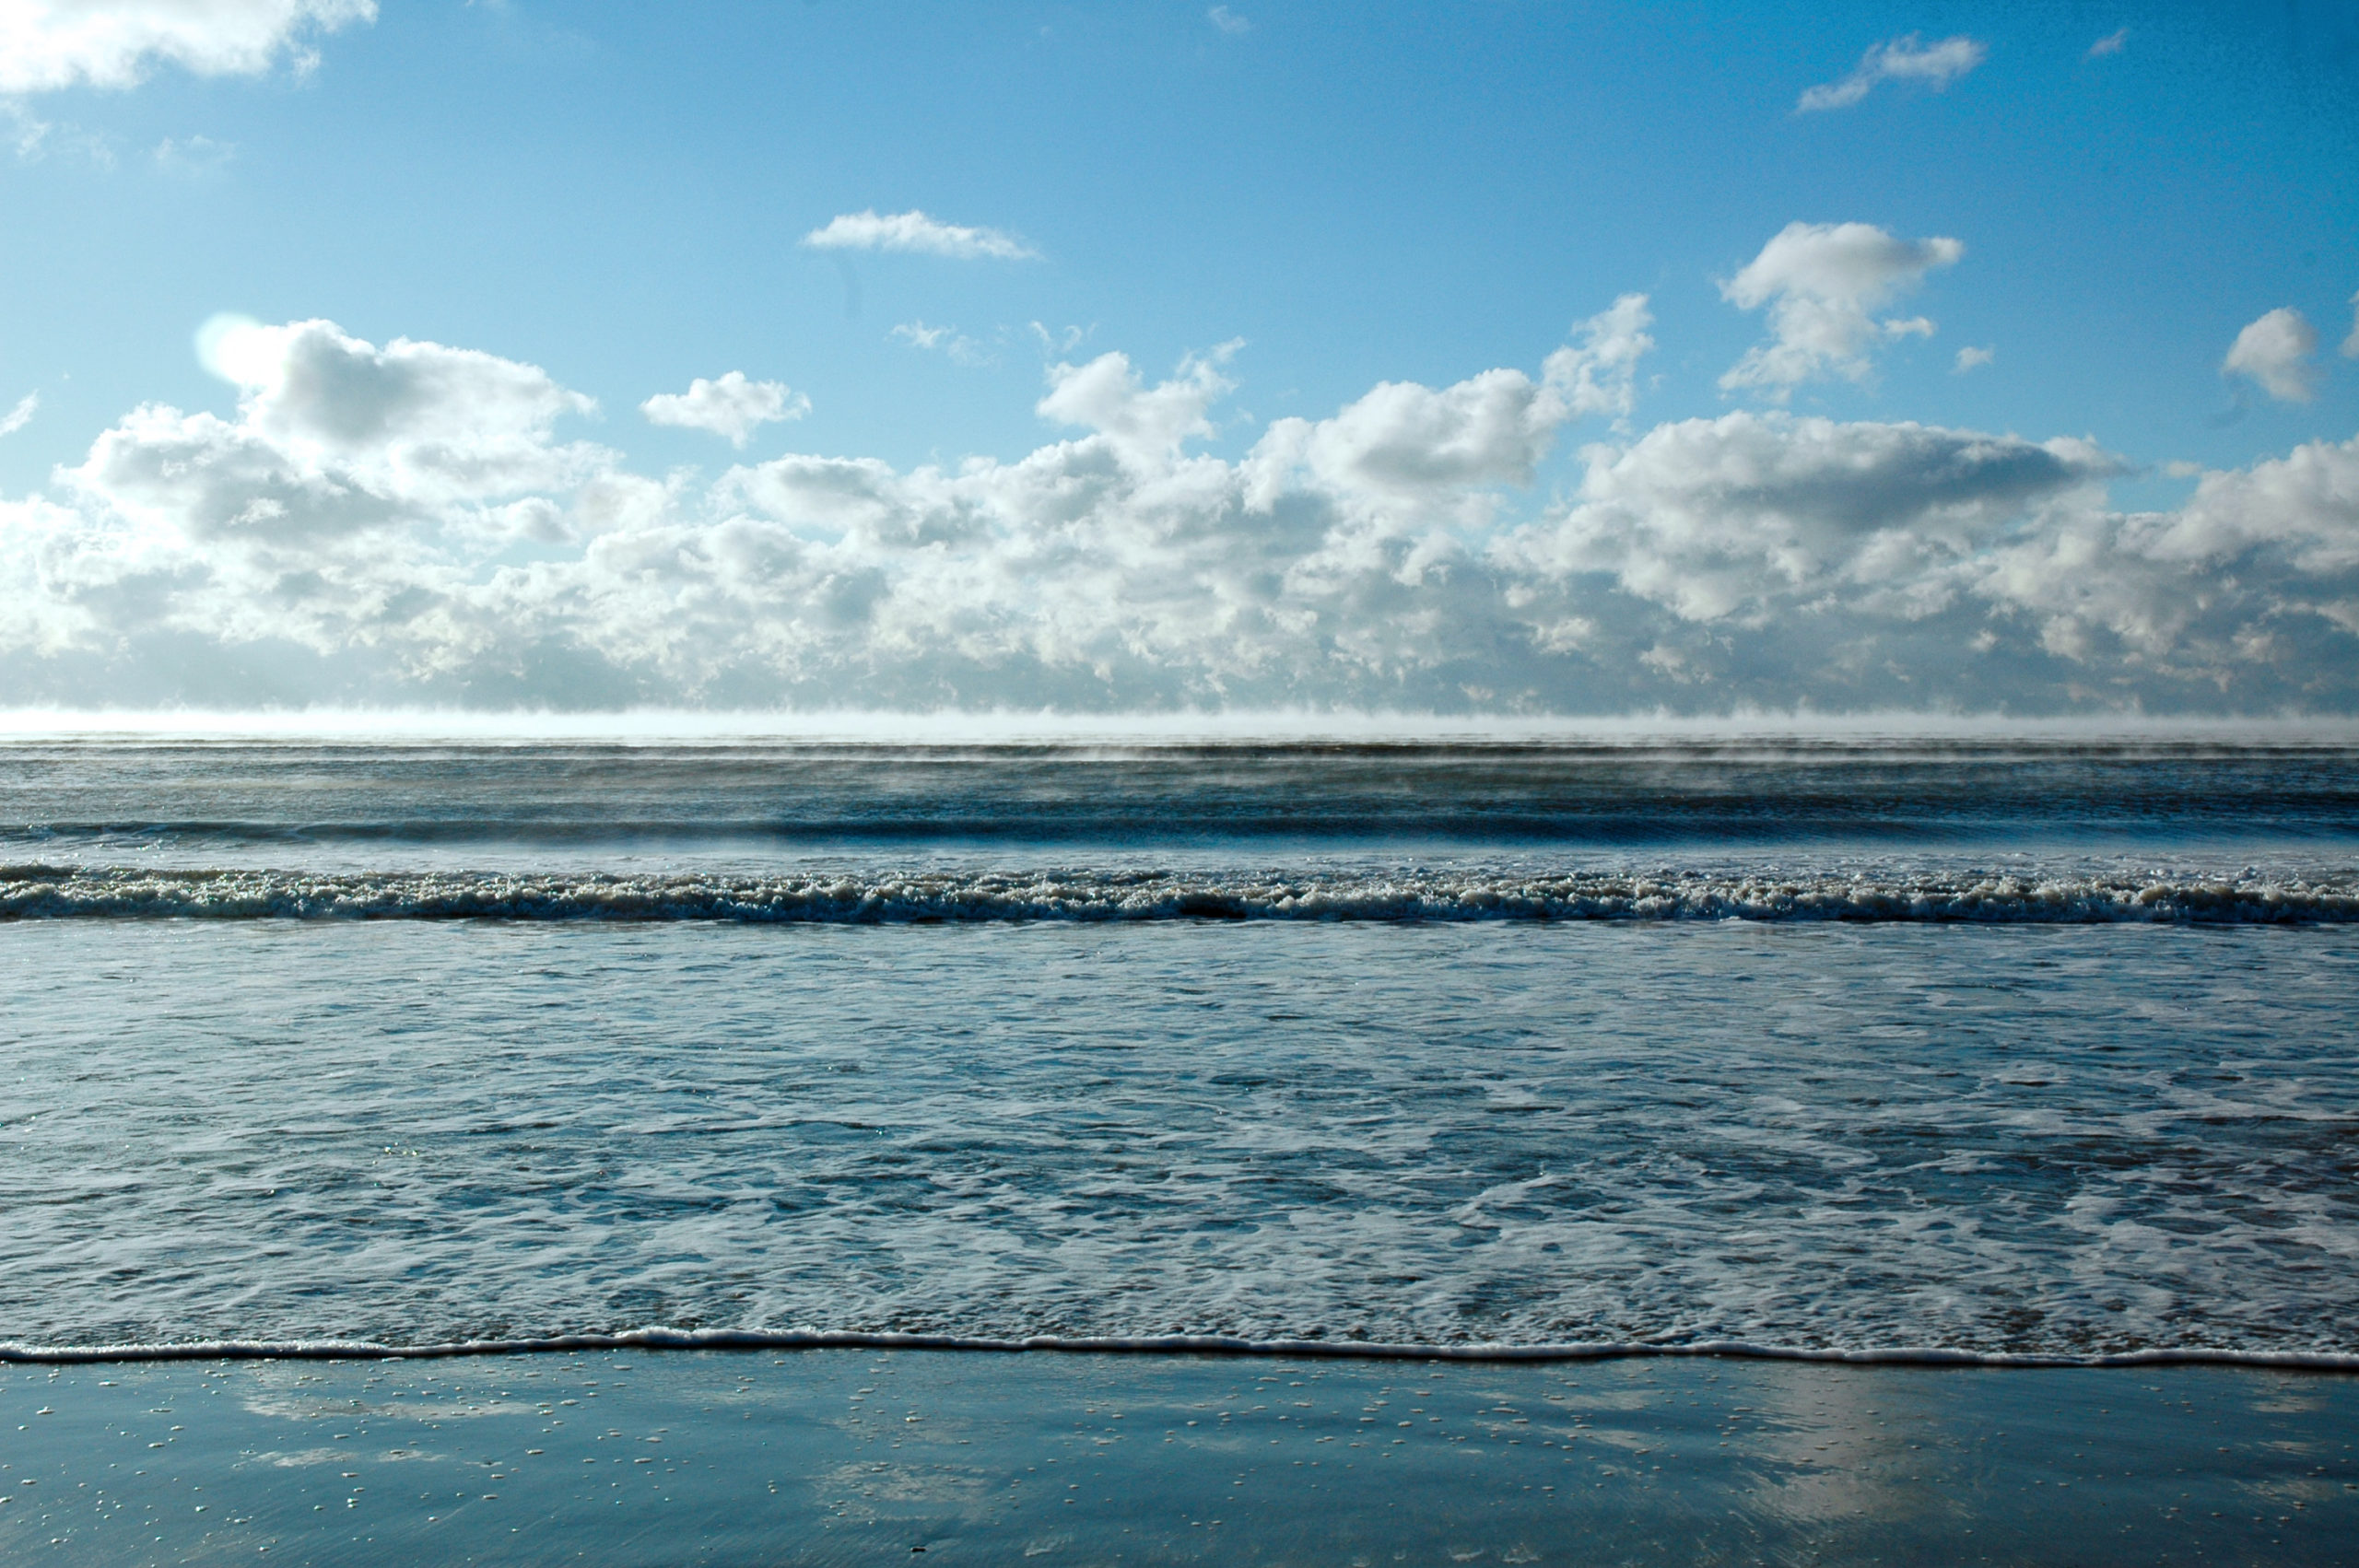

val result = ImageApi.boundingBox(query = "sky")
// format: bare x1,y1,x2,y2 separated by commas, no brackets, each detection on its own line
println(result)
1,0,2356,715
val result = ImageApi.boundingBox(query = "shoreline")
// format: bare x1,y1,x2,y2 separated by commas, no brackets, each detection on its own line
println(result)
7,1329,2357,1372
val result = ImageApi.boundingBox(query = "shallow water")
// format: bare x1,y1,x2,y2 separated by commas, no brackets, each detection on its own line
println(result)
3,738,2355,1364
5,919,2354,1358
5,1352,2353,1566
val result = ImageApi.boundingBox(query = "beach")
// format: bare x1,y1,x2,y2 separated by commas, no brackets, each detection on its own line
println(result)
7,2,2355,1558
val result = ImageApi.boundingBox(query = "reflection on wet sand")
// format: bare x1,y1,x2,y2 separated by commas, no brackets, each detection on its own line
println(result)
2,1352,2353,1565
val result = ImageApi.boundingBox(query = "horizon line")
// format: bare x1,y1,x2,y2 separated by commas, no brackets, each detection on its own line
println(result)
3,707,2356,744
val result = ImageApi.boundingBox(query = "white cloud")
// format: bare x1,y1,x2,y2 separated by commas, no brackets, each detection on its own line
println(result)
0,392,35,436
69,318,604,548
1719,222,1964,394
1797,34,1986,113
1953,345,1994,374
194,311,269,382
1216,296,1651,532
1503,413,2117,622
1039,345,1236,471
0,0,375,94
1208,6,1250,34
2087,28,2130,59
2223,308,2320,404
801,209,1037,262
2342,292,2359,360
640,372,809,448
1540,292,1655,424
6,312,2359,713
2131,431,2359,573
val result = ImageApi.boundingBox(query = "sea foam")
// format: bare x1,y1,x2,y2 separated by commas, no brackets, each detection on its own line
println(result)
3,864,2353,922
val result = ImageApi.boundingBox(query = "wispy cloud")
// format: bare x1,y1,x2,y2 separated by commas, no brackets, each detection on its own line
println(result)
892,321,993,367
1954,345,1994,374
2343,292,2359,360
4,100,115,167
1797,34,1987,113
154,135,236,175
1031,322,1091,357
2223,308,2319,404
802,209,1038,262
2086,28,2130,59
1208,6,1251,34
0,392,36,438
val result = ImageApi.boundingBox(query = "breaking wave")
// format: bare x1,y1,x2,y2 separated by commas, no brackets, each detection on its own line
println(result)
4,864,2355,922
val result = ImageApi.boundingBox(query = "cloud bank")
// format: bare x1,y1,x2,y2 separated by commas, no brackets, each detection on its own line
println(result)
0,0,375,94
4,308,2357,714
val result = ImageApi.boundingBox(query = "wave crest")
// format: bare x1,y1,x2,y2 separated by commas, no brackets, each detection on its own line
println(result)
3,865,2354,923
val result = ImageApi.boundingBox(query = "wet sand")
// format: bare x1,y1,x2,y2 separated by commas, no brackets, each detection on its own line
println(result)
3,1350,2351,1564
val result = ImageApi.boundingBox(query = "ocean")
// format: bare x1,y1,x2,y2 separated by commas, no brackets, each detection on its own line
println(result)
3,727,2355,1562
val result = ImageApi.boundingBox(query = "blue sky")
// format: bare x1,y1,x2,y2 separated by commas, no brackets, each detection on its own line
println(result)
3,1,2357,712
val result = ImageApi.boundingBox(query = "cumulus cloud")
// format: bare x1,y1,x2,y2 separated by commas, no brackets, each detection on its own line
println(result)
0,0,375,94
640,372,809,448
5,312,2358,713
1719,222,1963,394
1954,345,1994,374
802,209,1037,262
1797,34,1986,112
2131,433,2359,573
1541,293,1655,423
1039,344,1237,470
2223,308,2320,404
1502,413,2118,623
55,317,605,582
0,392,35,437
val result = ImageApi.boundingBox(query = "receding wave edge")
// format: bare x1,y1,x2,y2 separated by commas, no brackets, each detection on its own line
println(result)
2,1329,2353,1371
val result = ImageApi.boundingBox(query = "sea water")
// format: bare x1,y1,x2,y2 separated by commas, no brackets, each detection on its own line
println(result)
2,733,2355,1560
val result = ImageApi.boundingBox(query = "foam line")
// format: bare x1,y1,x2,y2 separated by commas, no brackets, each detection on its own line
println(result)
5,866,2355,923
4,1329,2354,1371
